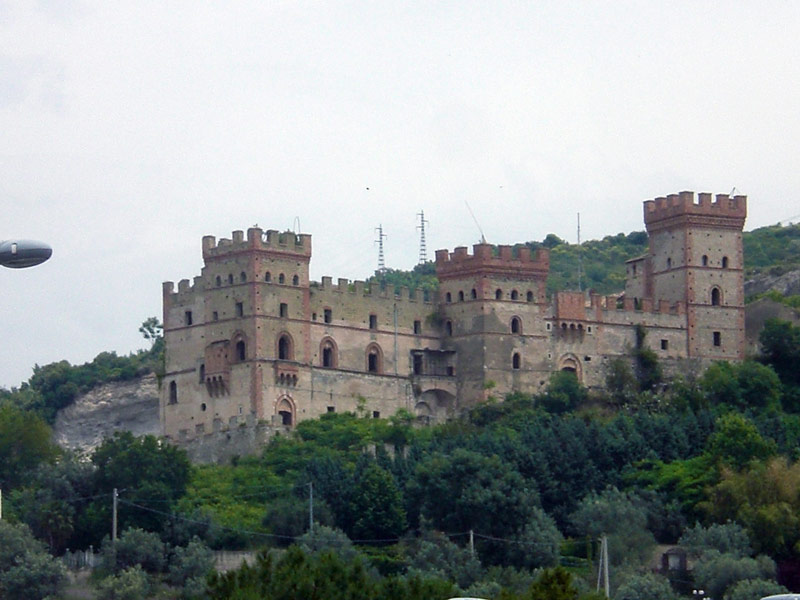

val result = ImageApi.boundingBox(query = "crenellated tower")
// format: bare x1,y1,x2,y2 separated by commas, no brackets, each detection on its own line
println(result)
643,191,747,360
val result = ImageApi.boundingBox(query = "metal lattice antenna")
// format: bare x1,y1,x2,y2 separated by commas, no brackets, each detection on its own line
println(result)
375,224,387,274
417,210,429,264
577,212,583,292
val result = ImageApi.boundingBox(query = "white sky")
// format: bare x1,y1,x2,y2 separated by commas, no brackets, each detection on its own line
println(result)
2,1,799,388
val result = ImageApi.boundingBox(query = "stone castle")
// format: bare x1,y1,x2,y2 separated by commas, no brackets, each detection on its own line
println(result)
161,191,746,443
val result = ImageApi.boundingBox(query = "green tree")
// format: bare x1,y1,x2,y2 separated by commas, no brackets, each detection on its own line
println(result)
725,577,787,600
0,521,66,600
504,506,563,569
678,522,752,559
570,487,655,567
614,572,680,600
138,317,163,347
527,566,578,600
604,358,638,405
350,462,407,541
706,413,777,469
633,324,662,391
167,537,215,598
760,318,800,387
101,527,167,574
0,404,58,488
402,528,483,589
540,370,587,413
692,550,776,600
96,564,151,600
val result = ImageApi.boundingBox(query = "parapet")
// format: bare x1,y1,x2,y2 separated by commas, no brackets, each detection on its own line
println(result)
202,227,312,260
644,191,747,232
435,243,549,281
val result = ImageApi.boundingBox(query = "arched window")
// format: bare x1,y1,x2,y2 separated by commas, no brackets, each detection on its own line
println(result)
236,340,246,361
527,291,534,302
512,353,521,370
511,290,519,300
495,289,502,300
278,334,293,360
265,271,271,282
240,271,246,282
445,292,452,303
228,273,234,284
215,275,221,287
446,320,453,336
511,317,522,334
292,274,299,286
667,257,672,269
278,273,285,284
366,344,383,373
169,381,178,404
276,396,295,427
711,287,721,306
458,290,464,302
471,288,477,299
320,338,338,368
722,256,729,268
702,255,708,266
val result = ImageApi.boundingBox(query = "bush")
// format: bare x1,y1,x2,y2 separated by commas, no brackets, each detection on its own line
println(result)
96,565,150,600
0,520,66,600
102,528,166,574
614,572,679,600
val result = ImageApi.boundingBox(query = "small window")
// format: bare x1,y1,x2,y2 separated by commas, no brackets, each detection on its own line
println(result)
279,273,285,284
713,331,721,347
512,353,521,370
199,364,205,384
169,381,178,404
667,257,672,269
367,347,381,373
372,411,380,419
413,353,423,375
511,317,521,334
280,302,288,317
458,290,464,302
322,344,334,367
228,274,234,284
702,255,709,267
369,314,377,330
546,323,552,330
201,403,206,412
265,271,271,282
212,311,218,321
661,339,668,350
324,308,332,324
722,256,729,268
511,290,519,300
235,302,243,317
711,287,721,306
216,276,221,287
292,274,299,286
446,292,452,303
527,291,534,302
236,340,246,361
185,310,193,326
471,288,477,299
495,289,502,300
446,320,453,336
240,272,247,283
413,320,421,334
327,406,335,413
278,335,293,360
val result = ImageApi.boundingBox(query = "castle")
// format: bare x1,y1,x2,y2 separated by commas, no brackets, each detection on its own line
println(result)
160,191,746,443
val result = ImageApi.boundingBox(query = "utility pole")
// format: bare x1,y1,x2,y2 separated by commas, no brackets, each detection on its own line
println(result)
308,482,313,534
112,488,118,543
596,535,609,597
0,487,3,520
469,529,474,558
417,210,429,264
375,225,387,274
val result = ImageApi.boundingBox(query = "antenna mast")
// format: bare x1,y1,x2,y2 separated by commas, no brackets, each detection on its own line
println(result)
465,201,486,244
417,210,429,264
375,224,387,274
577,212,583,292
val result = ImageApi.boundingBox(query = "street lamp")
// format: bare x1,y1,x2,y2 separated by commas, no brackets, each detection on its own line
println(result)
0,239,52,268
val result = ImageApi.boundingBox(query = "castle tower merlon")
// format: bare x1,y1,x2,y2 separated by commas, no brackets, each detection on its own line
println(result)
644,190,747,232
178,279,191,293
202,227,312,261
163,281,175,296
554,291,587,321
435,244,549,282
232,230,244,243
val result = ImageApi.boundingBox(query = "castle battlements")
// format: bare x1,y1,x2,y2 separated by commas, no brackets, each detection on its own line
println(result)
644,191,747,231
435,243,549,281
202,228,312,260
316,277,433,303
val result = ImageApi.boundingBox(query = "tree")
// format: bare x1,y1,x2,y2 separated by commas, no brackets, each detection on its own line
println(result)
101,527,167,574
139,317,163,347
297,524,358,563
701,361,782,410
706,413,776,470
725,577,787,600
0,521,66,600
678,522,752,559
633,324,662,391
614,572,680,600
570,487,656,567
0,404,58,488
527,566,578,600
540,370,587,413
96,564,151,600
692,550,776,600
760,318,800,387
503,506,563,569
167,537,215,598
402,529,483,589
605,358,638,405
350,462,407,541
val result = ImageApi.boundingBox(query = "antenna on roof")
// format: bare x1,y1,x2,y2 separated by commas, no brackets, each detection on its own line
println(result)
374,224,387,274
465,201,486,244
577,212,583,292
292,217,301,232
417,210,429,264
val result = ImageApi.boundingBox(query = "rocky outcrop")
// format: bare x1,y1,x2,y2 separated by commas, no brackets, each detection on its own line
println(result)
745,268,800,297
53,374,160,456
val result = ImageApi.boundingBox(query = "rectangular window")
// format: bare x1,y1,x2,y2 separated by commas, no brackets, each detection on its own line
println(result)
280,302,288,318
184,310,193,326
369,314,377,330
713,331,721,347
327,406,335,413
235,302,243,317
324,308,332,324
212,311,218,321
413,320,421,334
413,353,423,375
372,411,380,419
661,339,668,350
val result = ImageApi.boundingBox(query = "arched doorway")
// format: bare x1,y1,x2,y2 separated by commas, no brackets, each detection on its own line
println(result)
275,395,295,427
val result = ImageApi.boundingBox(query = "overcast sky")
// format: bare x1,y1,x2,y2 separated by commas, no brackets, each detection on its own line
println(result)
2,1,799,388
